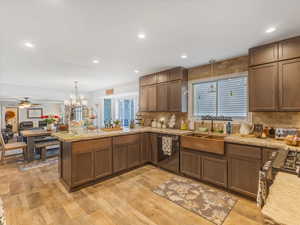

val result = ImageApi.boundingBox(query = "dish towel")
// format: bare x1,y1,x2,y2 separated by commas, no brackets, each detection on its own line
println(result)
162,136,173,156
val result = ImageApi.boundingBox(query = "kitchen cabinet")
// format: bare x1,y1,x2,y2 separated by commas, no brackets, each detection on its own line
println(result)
168,80,182,112
140,74,157,86
94,139,113,179
249,43,278,66
278,58,300,111
227,143,261,198
249,63,278,111
139,67,187,112
201,156,227,188
139,85,157,112
180,149,201,179
72,138,112,186
113,134,140,172
157,71,169,83
149,133,158,164
140,133,151,164
127,142,141,169
279,36,300,60
157,82,169,111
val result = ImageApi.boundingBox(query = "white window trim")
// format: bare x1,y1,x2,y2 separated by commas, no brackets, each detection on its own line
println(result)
188,71,252,123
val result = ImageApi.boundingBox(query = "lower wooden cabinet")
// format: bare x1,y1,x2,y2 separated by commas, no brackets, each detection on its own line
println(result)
127,142,141,168
227,143,261,198
228,156,260,198
113,145,128,173
201,156,227,188
94,145,112,179
72,150,94,186
113,134,141,172
180,150,201,179
150,133,158,164
141,133,151,164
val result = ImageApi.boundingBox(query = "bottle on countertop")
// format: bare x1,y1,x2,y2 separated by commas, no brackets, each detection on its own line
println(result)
226,121,232,135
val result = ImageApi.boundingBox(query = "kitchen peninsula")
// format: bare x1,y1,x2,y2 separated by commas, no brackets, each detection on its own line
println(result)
54,127,192,191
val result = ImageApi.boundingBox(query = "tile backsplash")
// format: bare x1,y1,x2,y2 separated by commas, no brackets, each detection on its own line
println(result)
252,112,300,129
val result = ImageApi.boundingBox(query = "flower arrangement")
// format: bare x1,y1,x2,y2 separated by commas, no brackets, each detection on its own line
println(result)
40,115,60,124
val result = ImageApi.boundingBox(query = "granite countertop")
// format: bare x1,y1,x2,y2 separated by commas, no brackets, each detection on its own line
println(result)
261,172,300,225
52,127,193,142
225,135,300,151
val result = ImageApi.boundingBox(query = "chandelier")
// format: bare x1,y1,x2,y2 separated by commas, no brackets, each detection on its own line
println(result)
64,81,87,106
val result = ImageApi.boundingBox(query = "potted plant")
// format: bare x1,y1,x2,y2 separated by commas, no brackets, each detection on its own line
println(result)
41,115,60,131
113,120,121,128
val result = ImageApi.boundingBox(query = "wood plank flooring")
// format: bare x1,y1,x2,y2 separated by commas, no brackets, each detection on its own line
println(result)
0,160,264,225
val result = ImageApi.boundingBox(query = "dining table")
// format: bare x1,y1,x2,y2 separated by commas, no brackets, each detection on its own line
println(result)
21,129,53,161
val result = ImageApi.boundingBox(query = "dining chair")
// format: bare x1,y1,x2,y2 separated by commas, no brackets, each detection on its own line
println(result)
0,133,27,163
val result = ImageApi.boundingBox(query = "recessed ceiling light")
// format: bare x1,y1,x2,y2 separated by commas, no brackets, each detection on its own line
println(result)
134,70,139,74
181,54,188,59
265,27,276,33
137,33,146,39
92,59,99,64
24,42,35,48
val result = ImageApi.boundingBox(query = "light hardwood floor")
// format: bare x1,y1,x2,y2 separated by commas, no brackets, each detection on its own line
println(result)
0,160,264,225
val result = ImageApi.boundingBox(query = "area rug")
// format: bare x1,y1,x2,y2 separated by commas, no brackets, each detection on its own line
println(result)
0,198,6,225
153,177,237,225
18,157,58,171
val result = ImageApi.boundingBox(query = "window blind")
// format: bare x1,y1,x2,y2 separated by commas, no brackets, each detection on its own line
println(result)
193,75,248,119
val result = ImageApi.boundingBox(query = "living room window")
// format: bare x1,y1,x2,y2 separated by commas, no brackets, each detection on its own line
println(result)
192,75,248,120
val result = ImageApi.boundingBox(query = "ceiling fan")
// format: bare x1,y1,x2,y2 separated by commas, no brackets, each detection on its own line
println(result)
18,97,41,108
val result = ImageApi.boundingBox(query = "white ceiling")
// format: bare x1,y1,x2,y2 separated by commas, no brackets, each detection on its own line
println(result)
1,0,300,93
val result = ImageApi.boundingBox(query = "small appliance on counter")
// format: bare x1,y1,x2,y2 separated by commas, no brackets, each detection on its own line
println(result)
253,124,263,138
275,128,298,140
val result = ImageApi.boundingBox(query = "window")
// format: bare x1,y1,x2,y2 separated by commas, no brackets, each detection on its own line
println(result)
193,75,248,119
101,95,138,127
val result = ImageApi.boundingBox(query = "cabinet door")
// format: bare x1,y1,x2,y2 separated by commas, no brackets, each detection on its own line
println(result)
201,156,227,188
168,80,181,112
279,36,300,60
127,142,141,168
72,151,94,186
249,63,278,111
113,145,128,173
139,86,148,112
249,43,278,66
228,156,261,198
147,85,157,111
180,150,201,179
94,147,112,179
262,148,277,165
141,133,151,164
279,58,300,111
149,133,158,164
157,72,169,83
140,74,157,86
157,82,168,112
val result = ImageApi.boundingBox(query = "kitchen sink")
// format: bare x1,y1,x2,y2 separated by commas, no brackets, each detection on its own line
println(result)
181,133,225,155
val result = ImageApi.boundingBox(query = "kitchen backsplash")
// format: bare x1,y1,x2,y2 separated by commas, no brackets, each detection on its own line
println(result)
252,112,300,129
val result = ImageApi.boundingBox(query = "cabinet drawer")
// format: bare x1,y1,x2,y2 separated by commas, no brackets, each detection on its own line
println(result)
226,143,261,159
72,138,112,154
113,134,140,145
140,74,157,86
249,43,278,66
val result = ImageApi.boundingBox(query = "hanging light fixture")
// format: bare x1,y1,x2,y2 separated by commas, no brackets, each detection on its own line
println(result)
208,59,216,93
64,81,88,106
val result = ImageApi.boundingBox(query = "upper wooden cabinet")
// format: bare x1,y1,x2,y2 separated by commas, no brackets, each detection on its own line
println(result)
279,36,300,60
249,63,278,111
278,58,300,111
139,85,157,112
248,35,300,112
249,43,278,66
139,67,187,112
140,74,157,86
